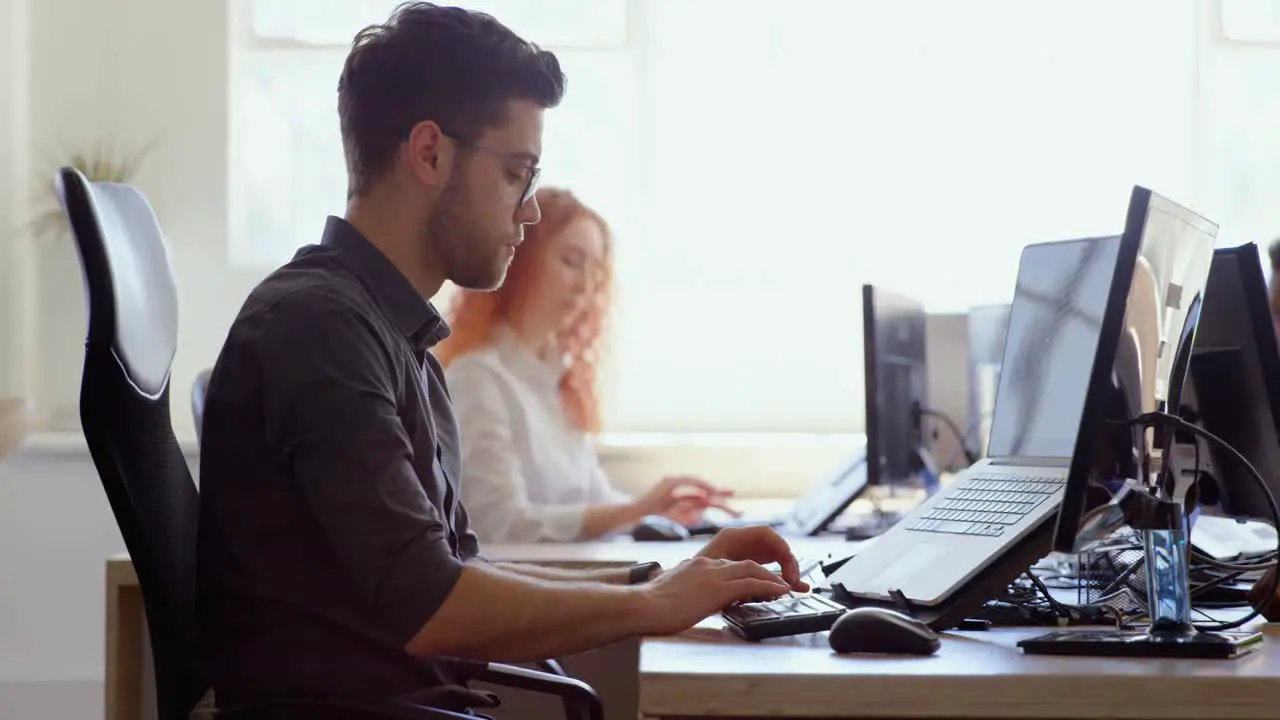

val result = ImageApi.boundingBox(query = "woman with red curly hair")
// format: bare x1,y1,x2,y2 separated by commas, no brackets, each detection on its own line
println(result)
436,187,735,542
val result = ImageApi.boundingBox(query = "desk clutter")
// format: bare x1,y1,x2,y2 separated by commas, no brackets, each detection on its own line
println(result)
720,516,1275,658
695,186,1280,665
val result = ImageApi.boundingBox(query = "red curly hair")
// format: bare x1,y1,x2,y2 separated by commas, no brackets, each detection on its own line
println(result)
435,187,613,433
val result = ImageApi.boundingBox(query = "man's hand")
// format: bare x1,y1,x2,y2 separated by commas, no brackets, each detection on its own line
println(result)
634,475,739,526
696,526,810,592
639,556,791,636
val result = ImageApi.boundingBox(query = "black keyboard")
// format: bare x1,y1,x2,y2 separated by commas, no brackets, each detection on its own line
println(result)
721,592,849,641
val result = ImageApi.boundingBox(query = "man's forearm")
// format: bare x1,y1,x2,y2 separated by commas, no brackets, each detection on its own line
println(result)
404,562,655,662
491,561,635,585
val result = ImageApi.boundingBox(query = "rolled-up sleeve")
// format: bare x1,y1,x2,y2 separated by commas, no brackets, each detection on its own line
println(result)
445,360,587,543
255,292,463,644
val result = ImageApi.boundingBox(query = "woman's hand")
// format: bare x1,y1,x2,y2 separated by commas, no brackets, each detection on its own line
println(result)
633,475,739,526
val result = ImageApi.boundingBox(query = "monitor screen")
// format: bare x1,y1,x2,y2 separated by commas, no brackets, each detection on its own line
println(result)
1123,194,1220,419
966,304,1011,458
784,448,870,535
1183,244,1280,523
1052,187,1220,553
986,236,1122,460
862,285,929,488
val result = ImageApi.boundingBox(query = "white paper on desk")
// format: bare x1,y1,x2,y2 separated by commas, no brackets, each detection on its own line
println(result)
1193,515,1277,559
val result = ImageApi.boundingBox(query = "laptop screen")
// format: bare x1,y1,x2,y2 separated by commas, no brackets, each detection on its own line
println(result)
985,236,1122,460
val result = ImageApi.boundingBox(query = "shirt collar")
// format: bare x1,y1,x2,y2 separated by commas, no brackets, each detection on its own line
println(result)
317,216,450,349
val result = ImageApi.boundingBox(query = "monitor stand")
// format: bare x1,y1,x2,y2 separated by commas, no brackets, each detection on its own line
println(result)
1018,509,1263,659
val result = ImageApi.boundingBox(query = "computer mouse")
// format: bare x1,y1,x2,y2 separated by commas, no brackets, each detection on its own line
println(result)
631,515,691,542
827,606,941,656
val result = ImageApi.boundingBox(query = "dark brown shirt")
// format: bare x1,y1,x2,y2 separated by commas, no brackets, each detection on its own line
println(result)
196,217,480,705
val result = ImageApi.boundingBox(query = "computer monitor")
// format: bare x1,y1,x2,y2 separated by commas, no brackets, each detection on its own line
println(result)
828,189,1214,639
966,304,1011,459
862,285,934,493
1051,187,1219,554
925,313,972,472
828,234,1127,622
1179,243,1280,524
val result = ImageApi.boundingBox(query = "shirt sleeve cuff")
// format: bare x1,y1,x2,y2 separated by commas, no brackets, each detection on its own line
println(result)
385,535,466,645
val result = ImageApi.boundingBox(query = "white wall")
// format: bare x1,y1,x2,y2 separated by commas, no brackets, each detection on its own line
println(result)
21,0,263,435
1,0,32,400
0,0,243,688
0,438,193,682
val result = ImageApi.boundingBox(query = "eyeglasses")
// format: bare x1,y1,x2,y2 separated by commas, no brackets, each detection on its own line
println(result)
439,127,540,206
515,164,540,207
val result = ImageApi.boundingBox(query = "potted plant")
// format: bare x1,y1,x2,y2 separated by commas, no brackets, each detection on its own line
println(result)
29,143,153,241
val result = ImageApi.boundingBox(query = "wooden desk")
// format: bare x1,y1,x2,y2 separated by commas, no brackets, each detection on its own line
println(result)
109,531,1280,720
105,553,144,720
639,618,1280,719
103,535,854,720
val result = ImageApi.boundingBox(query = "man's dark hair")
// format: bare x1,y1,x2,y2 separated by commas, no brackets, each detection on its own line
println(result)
1269,238,1280,272
337,2,566,197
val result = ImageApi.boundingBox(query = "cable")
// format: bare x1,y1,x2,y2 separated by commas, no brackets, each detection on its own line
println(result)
991,570,1126,628
1189,549,1276,572
1111,411,1280,632
917,406,979,465
1024,571,1070,618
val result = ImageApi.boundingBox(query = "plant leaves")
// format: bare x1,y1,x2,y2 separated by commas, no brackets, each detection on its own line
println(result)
22,140,154,242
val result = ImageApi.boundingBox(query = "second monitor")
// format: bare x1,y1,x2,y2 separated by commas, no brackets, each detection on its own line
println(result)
862,284,937,494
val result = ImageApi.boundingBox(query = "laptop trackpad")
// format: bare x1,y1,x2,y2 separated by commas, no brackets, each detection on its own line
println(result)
869,542,944,595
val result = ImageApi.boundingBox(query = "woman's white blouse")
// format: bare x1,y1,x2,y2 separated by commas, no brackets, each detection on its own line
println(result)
442,330,631,543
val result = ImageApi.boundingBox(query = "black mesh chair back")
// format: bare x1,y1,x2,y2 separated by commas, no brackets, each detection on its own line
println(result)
57,166,207,720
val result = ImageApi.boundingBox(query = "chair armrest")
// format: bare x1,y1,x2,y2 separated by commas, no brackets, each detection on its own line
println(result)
214,697,473,720
536,658,568,676
470,663,603,720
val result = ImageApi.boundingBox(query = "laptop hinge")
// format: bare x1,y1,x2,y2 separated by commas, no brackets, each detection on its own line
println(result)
985,456,1069,468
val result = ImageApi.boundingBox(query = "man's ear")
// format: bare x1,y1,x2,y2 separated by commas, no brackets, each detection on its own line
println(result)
406,120,451,188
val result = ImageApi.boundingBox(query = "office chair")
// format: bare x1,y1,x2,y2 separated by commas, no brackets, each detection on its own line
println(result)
192,368,211,446
57,167,600,720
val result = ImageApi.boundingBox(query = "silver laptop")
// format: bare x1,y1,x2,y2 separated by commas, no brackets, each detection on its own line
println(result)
828,190,1218,606
698,446,869,537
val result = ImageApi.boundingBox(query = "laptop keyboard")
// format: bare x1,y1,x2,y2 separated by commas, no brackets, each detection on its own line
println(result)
906,474,1066,537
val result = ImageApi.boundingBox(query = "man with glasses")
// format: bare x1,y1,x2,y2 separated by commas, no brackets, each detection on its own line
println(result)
196,2,808,715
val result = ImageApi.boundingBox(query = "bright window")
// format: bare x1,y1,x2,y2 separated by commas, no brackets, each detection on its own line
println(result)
231,0,1240,435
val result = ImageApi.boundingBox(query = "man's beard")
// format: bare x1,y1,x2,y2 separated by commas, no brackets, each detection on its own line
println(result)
429,172,501,290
